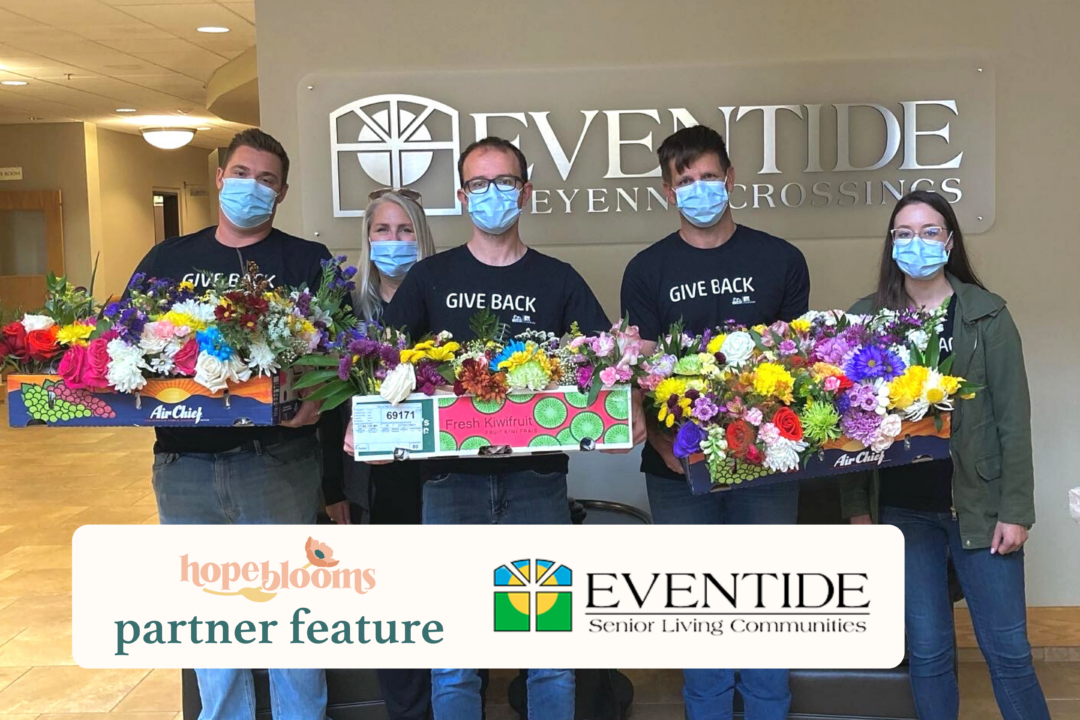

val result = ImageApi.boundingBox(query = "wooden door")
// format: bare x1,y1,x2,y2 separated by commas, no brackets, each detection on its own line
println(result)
0,190,64,313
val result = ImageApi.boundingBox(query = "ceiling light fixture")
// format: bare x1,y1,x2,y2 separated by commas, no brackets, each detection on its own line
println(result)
141,127,197,150
197,26,230,33
1,80,28,86
116,108,137,113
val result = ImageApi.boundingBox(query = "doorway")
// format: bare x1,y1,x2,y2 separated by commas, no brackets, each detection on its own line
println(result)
0,189,64,312
153,190,180,244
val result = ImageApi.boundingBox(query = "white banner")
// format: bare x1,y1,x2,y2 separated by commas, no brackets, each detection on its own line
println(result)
73,525,904,669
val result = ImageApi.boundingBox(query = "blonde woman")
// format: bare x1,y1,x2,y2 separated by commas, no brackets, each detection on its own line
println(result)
328,189,436,720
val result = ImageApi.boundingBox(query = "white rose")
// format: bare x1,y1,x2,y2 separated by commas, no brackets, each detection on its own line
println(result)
720,331,756,367
194,352,232,393
870,435,896,453
380,362,416,405
21,314,55,332
228,355,252,384
879,413,903,439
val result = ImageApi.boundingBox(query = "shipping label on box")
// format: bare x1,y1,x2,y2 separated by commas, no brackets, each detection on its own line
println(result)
352,385,632,461
682,415,952,494
6,373,298,427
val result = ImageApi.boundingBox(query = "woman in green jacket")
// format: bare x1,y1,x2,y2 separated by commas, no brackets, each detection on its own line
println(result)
841,190,1049,720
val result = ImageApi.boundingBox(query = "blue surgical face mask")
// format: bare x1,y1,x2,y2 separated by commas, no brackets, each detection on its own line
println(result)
892,236,952,279
675,180,729,229
370,240,418,279
467,185,522,235
219,178,279,229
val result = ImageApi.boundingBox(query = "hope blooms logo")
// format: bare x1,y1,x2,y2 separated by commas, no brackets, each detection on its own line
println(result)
180,537,375,602
494,559,573,632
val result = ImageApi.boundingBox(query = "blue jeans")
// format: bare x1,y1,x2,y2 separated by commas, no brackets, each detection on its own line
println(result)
154,435,326,720
424,471,573,719
646,474,799,720
881,506,1050,720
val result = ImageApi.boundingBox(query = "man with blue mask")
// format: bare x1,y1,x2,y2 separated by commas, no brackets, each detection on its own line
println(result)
384,137,609,720
620,125,810,720
125,129,342,720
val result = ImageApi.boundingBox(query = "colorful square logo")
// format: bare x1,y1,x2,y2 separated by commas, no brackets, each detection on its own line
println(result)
494,559,572,632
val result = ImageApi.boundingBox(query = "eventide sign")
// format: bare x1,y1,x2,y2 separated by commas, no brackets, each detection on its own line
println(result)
73,525,905,669
298,59,995,246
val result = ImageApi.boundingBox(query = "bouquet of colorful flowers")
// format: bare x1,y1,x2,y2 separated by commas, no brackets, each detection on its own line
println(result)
1,258,357,397
642,302,977,486
301,310,644,411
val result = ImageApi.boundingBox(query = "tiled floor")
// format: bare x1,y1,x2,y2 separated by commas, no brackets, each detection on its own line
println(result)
0,416,1076,719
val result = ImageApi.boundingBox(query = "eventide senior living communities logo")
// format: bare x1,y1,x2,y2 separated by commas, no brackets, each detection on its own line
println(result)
494,559,573,632
180,537,375,602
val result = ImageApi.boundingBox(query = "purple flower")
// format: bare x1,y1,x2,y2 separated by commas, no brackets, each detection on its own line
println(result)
294,291,312,317
415,361,445,395
814,337,851,365
576,364,594,390
116,307,147,344
845,346,905,383
841,409,882,446
673,421,708,459
779,339,797,356
379,343,401,369
836,392,852,415
337,355,352,381
348,337,379,358
699,329,712,353
692,395,720,422
847,384,879,413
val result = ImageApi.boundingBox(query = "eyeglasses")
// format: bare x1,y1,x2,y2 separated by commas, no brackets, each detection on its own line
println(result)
368,187,423,205
462,175,524,195
891,226,951,244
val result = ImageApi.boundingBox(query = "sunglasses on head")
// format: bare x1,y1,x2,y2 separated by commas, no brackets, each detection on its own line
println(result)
368,187,423,205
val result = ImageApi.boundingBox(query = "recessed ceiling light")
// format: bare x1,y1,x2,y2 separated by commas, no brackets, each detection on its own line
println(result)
197,26,230,33
1,80,28,86
116,108,137,113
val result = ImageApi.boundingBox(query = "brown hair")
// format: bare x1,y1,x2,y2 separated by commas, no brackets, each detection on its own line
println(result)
457,136,528,184
222,129,290,185
873,190,985,310
657,125,731,184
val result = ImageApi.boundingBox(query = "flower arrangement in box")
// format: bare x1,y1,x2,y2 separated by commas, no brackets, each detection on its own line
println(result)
301,310,645,411
1,258,357,401
640,301,977,486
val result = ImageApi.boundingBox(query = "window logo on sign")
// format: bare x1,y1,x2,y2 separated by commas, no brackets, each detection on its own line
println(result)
330,94,462,217
494,559,573,632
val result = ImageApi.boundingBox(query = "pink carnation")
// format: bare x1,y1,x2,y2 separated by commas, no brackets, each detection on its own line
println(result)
599,367,619,387
744,407,764,426
824,376,841,392
759,422,782,446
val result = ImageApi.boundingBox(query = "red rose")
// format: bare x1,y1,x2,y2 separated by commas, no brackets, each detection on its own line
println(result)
0,340,9,363
837,375,854,391
173,338,199,377
27,326,61,362
746,445,764,465
773,407,804,442
84,338,111,389
2,321,27,361
58,344,90,389
725,420,755,459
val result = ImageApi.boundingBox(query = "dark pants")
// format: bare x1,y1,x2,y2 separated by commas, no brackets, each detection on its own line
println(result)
882,506,1051,720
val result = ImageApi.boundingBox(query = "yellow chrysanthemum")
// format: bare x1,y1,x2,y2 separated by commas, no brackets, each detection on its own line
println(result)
161,310,208,332
752,362,795,402
498,341,543,371
179,280,195,292
811,362,844,380
658,397,692,427
425,341,461,362
790,318,811,334
654,377,689,405
941,375,962,396
888,366,929,410
56,323,94,347
400,348,426,364
706,334,727,355
925,386,947,405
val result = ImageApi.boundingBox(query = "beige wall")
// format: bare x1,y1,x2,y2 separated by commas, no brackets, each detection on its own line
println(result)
95,128,212,297
257,0,1080,605
0,122,95,291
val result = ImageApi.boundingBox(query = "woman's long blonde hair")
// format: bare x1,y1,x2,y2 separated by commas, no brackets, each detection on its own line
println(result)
353,192,435,321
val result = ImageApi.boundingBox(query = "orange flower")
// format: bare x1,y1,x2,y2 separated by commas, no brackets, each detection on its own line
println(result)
305,537,339,568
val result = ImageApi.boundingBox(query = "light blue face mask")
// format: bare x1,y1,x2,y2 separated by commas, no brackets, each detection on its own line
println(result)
219,178,279,229
892,237,951,279
467,185,522,235
675,180,729,228
370,240,418,279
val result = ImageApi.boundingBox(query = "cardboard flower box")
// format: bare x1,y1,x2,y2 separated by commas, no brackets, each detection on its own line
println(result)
350,385,633,461
6,373,298,427
681,415,951,494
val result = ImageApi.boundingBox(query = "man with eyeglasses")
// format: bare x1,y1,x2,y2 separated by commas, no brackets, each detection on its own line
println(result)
384,136,609,720
620,125,809,720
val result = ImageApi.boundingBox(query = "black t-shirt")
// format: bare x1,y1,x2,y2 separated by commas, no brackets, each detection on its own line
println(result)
129,226,344,493
878,295,957,513
621,225,811,480
384,244,610,478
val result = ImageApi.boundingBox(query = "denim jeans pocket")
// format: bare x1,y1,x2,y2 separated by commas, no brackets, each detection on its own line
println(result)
525,470,565,480
152,452,180,468
261,438,318,467
426,472,454,485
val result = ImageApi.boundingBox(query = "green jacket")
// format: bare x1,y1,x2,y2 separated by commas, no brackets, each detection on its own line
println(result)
838,274,1036,549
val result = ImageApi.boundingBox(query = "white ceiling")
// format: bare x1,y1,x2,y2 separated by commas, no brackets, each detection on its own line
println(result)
0,0,257,148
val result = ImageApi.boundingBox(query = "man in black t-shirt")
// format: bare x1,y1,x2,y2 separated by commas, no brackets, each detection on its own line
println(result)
385,137,607,720
128,130,334,720
620,126,810,720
